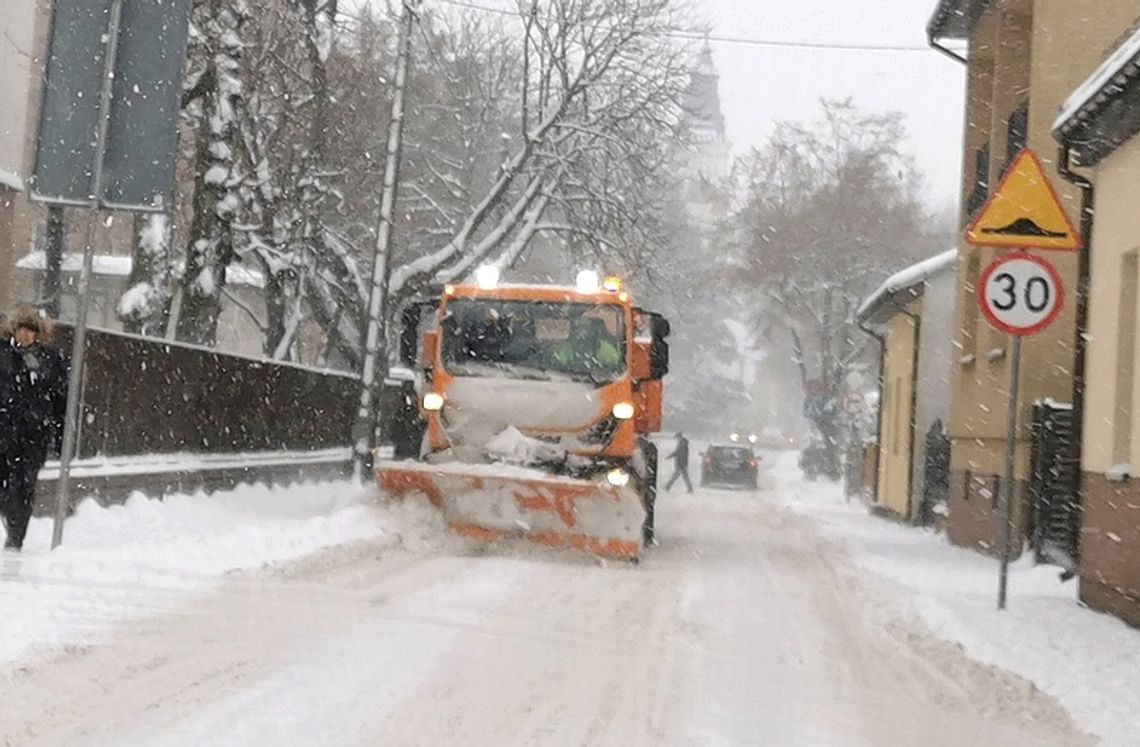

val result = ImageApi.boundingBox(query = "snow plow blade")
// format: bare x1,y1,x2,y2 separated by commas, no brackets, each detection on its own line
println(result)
375,460,646,560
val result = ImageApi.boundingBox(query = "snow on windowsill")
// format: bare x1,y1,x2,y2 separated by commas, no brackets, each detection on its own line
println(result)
0,168,24,192
18,250,132,277
17,250,266,288
1107,464,1132,483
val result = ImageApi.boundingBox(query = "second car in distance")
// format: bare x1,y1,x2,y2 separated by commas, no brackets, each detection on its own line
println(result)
701,444,760,489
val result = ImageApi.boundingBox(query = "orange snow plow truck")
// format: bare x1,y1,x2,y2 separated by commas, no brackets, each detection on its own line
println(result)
375,270,670,560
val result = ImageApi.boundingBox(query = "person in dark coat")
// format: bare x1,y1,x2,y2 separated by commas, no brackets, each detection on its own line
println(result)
665,431,693,493
2,308,68,551
0,313,19,535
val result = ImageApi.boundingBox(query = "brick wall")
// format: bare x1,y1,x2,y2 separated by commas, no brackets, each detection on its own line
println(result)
1079,473,1140,628
947,470,1031,557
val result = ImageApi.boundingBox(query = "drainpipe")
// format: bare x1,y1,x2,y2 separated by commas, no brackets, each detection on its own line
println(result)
928,31,967,66
858,319,886,503
1056,141,1095,535
897,306,923,523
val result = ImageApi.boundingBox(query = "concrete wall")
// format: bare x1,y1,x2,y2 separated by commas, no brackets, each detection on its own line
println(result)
876,301,920,518
0,0,49,311
0,1,43,179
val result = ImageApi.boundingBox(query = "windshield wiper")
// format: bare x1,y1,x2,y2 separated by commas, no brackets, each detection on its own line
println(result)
454,361,554,381
566,370,617,387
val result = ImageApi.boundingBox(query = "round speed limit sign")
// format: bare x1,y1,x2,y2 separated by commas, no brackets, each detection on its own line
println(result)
978,253,1064,337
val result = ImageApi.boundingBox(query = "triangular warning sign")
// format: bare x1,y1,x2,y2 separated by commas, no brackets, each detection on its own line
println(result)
966,149,1082,251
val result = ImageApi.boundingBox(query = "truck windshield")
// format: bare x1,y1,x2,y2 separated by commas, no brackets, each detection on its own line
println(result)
442,299,626,383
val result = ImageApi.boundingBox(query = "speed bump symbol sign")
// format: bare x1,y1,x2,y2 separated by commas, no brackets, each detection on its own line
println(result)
966,149,1082,252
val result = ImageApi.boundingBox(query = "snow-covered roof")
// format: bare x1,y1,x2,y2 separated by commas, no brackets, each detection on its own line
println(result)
857,249,958,323
928,0,983,41
17,250,266,288
1054,24,1140,145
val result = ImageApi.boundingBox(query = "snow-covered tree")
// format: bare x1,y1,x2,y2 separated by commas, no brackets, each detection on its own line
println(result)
177,0,250,346
727,99,950,474
119,213,176,336
388,0,694,298
116,0,694,368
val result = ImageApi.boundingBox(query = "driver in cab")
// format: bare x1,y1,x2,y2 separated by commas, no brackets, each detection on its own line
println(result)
552,316,621,372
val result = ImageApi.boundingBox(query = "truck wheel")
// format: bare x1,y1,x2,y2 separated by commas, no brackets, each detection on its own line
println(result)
640,440,658,546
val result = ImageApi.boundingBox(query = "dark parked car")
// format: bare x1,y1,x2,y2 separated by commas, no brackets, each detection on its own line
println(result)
701,445,760,489
799,440,841,481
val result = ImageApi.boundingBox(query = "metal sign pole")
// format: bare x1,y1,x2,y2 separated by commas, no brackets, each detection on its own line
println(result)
50,0,123,549
997,333,1023,610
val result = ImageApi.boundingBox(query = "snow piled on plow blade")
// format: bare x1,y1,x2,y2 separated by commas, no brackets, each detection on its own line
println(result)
375,460,646,559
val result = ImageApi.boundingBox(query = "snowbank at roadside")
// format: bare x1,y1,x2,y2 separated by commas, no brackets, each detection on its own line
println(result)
0,481,418,666
770,453,1140,745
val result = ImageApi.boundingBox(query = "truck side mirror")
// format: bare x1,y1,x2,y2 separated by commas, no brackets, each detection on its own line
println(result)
650,339,669,379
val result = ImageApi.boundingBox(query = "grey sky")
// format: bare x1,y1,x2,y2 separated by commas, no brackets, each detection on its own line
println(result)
698,0,966,209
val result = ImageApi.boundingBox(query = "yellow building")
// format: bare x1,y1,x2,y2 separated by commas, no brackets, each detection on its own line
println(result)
928,0,1140,554
1054,22,1140,627
858,251,957,521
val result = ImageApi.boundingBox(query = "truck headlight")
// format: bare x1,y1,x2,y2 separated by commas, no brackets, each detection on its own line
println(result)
612,401,635,420
423,392,445,411
606,468,630,487
576,269,600,294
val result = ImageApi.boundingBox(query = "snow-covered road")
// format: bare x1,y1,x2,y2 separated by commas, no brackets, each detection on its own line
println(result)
1,475,1090,746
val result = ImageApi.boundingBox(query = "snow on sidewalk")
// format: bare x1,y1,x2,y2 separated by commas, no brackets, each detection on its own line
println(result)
0,480,406,667
770,454,1140,746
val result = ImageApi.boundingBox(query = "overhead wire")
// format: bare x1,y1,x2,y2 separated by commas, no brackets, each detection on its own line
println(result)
429,0,936,52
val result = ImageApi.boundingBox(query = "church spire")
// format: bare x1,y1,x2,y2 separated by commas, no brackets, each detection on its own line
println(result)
684,43,726,140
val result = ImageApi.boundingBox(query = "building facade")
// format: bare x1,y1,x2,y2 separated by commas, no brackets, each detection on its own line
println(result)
929,0,1140,554
858,251,957,521
1054,19,1140,626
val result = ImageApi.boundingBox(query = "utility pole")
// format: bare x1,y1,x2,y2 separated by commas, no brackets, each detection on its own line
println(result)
352,0,420,480
52,0,124,549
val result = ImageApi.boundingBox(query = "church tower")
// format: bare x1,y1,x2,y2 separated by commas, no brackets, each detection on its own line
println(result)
680,43,730,227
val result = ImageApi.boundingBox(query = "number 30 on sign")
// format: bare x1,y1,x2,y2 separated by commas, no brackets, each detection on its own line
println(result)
978,253,1064,337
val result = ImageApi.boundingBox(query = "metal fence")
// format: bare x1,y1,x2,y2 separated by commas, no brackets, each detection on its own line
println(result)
1029,400,1081,569
54,325,362,458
